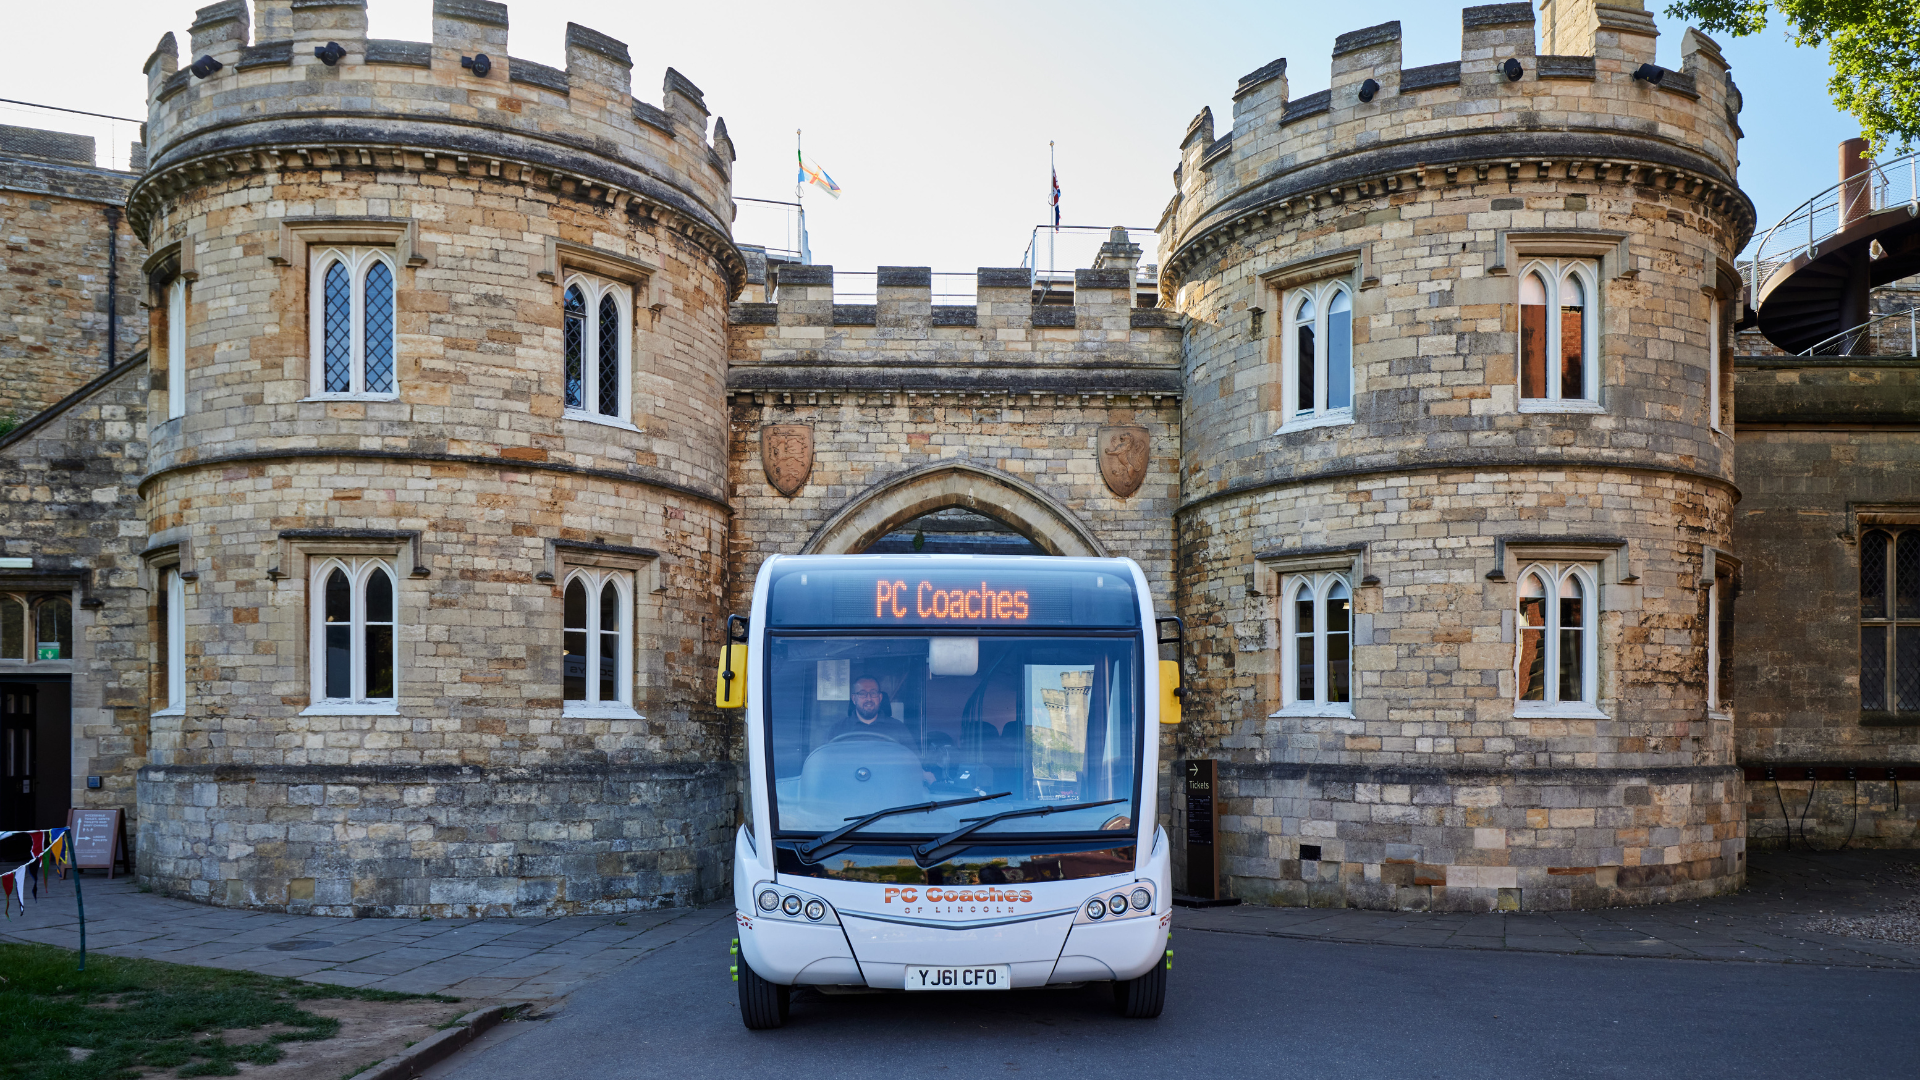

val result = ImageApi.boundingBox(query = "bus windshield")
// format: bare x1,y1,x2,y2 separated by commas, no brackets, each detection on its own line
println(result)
765,633,1140,840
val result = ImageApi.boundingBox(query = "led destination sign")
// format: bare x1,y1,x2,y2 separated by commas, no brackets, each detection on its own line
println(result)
875,580,1030,621
764,559,1138,629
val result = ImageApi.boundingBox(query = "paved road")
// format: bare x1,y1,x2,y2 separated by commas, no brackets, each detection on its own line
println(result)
428,906,1920,1080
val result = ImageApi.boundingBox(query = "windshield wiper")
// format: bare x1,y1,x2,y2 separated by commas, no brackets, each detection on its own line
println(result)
794,791,1011,865
913,797,1128,868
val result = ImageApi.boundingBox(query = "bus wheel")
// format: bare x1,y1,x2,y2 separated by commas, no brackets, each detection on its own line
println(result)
738,959,791,1030
1112,955,1167,1019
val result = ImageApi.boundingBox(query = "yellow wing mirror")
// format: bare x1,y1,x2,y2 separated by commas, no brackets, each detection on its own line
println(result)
1156,616,1184,725
715,614,748,708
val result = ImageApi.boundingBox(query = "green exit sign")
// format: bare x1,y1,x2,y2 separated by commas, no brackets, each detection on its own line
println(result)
36,643,60,661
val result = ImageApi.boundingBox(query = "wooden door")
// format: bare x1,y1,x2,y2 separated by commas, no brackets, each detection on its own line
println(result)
0,685,35,832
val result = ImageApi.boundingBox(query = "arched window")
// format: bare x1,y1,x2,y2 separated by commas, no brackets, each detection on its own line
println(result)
310,559,398,708
0,596,24,660
1519,259,1598,404
562,568,632,713
1283,572,1352,710
167,278,187,420
1282,280,1354,424
310,248,399,397
33,596,71,661
1861,529,1920,715
560,274,631,423
1517,564,1595,707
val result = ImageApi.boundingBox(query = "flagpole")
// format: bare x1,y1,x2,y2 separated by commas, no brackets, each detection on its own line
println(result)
795,129,809,266
1048,141,1057,301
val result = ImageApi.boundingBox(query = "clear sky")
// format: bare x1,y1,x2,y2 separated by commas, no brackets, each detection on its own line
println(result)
2,1,1866,278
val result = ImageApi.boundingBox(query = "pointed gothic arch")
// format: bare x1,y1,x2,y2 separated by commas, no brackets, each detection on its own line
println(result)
801,461,1107,557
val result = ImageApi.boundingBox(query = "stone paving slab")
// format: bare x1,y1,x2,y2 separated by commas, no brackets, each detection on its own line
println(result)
1178,850,1920,968
5,850,1918,1008
0,875,732,1003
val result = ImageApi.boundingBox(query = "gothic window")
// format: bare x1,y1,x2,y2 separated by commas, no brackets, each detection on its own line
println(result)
1283,280,1353,425
0,595,71,663
32,597,71,662
561,274,630,424
562,568,632,714
1861,529,1920,715
1282,572,1352,711
167,278,187,420
309,248,397,398
1517,563,1596,708
311,558,397,709
1519,259,1598,406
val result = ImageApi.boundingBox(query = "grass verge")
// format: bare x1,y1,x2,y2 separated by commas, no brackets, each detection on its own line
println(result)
0,942,458,1079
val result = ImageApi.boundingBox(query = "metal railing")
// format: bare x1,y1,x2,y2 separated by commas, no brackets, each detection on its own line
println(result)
1797,302,1920,357
1741,151,1920,296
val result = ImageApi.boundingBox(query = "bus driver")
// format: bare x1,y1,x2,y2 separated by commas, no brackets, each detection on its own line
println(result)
827,676,934,783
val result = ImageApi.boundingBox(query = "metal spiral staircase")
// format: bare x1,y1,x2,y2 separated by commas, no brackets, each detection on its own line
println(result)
1742,144,1920,356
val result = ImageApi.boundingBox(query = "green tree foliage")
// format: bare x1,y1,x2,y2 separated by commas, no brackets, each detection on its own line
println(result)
1666,1,1920,154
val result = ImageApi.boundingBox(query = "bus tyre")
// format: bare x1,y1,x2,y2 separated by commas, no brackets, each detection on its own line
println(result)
1112,956,1167,1019
738,959,791,1030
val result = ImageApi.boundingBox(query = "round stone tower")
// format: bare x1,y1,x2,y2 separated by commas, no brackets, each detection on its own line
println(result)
1161,1,1755,909
127,0,744,915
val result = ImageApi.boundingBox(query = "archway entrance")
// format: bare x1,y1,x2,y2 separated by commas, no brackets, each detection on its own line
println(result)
802,461,1106,557
861,507,1048,555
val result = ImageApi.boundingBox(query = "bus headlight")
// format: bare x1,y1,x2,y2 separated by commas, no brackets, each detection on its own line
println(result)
1109,893,1130,914
1131,887,1152,911
757,889,780,912
804,899,826,921
1085,898,1107,920
782,894,804,917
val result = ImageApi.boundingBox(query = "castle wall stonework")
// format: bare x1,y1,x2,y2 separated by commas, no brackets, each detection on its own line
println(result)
0,144,147,420
12,0,1920,920
1161,2,1752,909
0,360,154,823
123,0,744,915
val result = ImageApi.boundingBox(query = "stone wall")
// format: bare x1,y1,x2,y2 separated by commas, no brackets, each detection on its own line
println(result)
0,134,146,421
1732,356,1920,848
0,358,153,824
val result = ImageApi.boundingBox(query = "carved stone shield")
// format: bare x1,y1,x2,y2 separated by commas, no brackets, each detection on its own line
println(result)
1097,424,1150,499
762,424,814,496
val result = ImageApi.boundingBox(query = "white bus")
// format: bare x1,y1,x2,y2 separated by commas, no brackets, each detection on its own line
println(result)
721,554,1178,1028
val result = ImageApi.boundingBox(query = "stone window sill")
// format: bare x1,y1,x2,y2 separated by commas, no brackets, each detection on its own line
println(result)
564,409,639,433
1517,398,1604,414
302,393,401,404
563,702,644,720
1277,411,1352,434
301,700,400,716
151,706,185,718
1708,710,1733,722
1859,711,1920,727
1513,701,1609,720
1269,703,1355,719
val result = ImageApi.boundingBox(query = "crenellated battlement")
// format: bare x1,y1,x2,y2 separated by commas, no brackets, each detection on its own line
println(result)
130,0,741,293
1159,0,1751,287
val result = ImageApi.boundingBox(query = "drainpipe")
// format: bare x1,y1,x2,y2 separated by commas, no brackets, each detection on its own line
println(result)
104,205,120,369
1838,139,1871,355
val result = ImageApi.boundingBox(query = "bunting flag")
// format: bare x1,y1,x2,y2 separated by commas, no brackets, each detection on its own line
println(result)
8,864,24,915
1,868,13,918
797,152,842,199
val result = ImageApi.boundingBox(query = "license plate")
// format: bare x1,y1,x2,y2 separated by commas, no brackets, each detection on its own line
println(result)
904,965,1012,991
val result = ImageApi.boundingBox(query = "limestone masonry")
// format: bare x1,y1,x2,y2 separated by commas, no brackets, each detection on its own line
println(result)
0,0,1916,915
